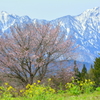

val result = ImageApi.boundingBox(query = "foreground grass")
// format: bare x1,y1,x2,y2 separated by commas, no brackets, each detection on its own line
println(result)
0,91,100,100
65,91,100,100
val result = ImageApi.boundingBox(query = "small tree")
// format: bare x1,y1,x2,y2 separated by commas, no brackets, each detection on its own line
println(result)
50,61,75,90
0,23,77,86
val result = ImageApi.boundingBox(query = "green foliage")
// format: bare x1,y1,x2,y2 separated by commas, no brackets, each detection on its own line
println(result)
96,87,100,91
65,77,81,95
93,57,100,86
80,79,95,94
0,78,97,100
22,82,55,98
65,77,95,95
0,83,17,98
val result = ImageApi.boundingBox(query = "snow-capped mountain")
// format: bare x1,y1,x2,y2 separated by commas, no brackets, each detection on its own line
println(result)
0,7,100,63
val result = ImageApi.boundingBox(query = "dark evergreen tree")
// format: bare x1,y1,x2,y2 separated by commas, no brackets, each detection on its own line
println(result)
93,57,100,86
90,64,93,69
81,64,87,81
82,64,87,74
73,61,81,80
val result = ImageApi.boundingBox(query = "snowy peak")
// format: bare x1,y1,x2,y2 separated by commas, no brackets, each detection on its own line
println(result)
75,7,100,22
0,11,18,25
1,11,9,16
74,7,100,36
79,7,100,17
0,11,19,20
0,11,32,33
0,11,32,22
83,7,100,16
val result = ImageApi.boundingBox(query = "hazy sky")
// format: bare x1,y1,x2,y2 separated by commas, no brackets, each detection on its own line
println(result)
0,0,100,20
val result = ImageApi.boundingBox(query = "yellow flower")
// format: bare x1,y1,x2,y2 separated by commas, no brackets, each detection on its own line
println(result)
7,86,13,91
26,84,31,88
71,77,74,79
29,90,33,94
48,78,51,81
5,83,8,85
20,90,24,93
33,83,36,85
90,82,93,84
85,79,87,82
37,80,41,83
80,84,83,86
49,88,55,93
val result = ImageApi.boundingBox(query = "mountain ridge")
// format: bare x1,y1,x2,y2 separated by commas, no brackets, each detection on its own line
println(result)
0,7,100,63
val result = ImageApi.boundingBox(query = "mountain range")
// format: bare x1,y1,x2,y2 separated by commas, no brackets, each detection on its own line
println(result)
0,7,100,64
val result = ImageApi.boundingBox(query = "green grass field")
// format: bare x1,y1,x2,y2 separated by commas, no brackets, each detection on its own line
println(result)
0,91,100,100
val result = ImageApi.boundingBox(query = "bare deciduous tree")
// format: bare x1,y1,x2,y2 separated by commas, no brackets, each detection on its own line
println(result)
0,23,77,86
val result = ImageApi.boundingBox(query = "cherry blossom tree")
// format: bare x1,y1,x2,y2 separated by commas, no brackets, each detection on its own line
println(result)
0,23,77,86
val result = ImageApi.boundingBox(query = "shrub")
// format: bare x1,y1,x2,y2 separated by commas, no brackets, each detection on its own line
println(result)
20,80,55,98
65,77,81,95
0,83,17,98
65,77,95,95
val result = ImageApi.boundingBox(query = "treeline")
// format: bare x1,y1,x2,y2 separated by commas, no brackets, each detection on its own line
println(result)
74,56,100,87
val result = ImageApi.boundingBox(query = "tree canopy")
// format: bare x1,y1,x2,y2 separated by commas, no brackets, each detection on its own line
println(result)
0,23,77,86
